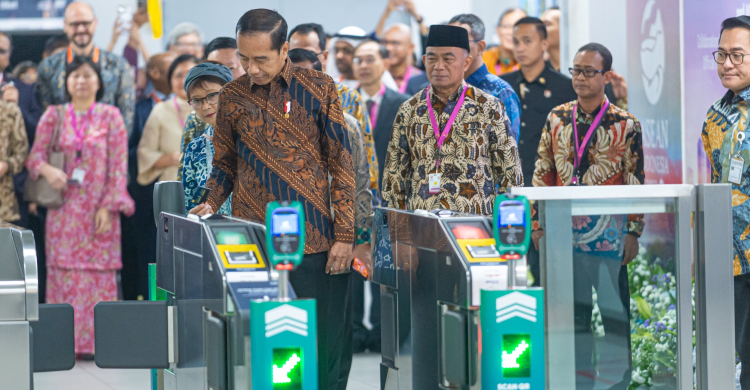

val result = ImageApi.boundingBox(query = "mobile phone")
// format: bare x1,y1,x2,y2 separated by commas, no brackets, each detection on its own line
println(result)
353,258,369,278
196,186,211,204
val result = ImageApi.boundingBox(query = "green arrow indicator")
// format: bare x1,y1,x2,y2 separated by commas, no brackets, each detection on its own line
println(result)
501,334,531,378
272,348,302,388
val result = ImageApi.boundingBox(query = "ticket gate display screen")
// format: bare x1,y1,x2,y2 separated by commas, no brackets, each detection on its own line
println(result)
213,227,250,245
272,213,299,236
497,201,526,245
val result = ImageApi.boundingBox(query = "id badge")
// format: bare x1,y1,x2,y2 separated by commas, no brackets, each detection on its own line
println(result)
71,168,86,185
429,173,441,194
729,156,745,185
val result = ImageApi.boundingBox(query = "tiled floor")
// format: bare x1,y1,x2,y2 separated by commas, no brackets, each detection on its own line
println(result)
33,353,381,390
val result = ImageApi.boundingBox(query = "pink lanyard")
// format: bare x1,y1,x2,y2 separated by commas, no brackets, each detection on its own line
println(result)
426,84,468,170
70,103,96,164
173,97,185,128
398,66,412,94
572,98,610,168
368,84,386,128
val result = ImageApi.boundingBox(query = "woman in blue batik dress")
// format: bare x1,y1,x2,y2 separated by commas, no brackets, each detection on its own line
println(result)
181,61,233,214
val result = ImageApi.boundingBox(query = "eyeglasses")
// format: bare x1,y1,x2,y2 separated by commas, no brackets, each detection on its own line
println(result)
353,56,377,65
713,51,749,65
569,67,607,77
67,20,94,29
174,41,202,49
188,92,219,108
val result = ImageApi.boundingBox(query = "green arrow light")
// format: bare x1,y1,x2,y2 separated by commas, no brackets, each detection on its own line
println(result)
272,348,302,389
501,334,531,378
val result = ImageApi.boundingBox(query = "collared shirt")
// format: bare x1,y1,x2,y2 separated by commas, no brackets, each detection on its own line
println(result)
206,60,355,253
36,47,135,137
359,85,385,128
702,86,750,276
182,124,232,215
381,82,523,216
393,65,423,94
177,111,210,181
467,64,522,140
532,99,645,257
483,47,519,76
502,66,577,186
336,82,379,195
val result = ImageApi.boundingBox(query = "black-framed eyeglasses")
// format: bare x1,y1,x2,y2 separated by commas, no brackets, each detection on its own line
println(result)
713,50,749,65
68,20,94,29
188,92,219,108
569,67,607,77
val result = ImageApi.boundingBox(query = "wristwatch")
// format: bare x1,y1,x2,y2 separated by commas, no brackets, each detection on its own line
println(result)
415,15,424,24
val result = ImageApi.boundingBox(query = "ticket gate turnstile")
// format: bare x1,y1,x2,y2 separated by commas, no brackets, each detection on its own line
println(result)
372,208,527,390
95,211,289,390
0,223,75,390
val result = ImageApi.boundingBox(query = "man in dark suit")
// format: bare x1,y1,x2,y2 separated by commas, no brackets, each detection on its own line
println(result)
352,39,408,353
121,52,175,300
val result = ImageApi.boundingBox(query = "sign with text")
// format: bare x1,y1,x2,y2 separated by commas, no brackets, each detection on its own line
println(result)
250,299,318,390
682,1,750,183
481,289,545,390
627,0,683,184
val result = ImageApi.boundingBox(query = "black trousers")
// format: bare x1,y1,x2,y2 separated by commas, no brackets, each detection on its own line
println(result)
289,251,352,390
736,273,750,390
573,251,632,390
120,182,156,300
351,272,381,351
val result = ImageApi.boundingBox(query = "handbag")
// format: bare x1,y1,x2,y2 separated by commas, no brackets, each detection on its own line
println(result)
23,105,66,209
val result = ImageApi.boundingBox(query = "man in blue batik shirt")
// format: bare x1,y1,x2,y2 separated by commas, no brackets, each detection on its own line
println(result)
450,14,521,140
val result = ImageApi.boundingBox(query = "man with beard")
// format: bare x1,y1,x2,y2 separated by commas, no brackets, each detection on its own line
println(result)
37,1,135,135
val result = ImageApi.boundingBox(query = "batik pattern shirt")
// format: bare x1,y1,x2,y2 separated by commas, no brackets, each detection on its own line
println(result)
177,111,209,181
206,61,355,254
701,87,750,276
342,114,373,245
532,100,645,257
381,82,523,216
36,48,135,136
336,82,378,195
182,125,232,215
466,64,522,140
0,102,28,222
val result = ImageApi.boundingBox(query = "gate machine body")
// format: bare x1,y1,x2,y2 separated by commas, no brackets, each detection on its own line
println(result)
372,204,530,390
0,223,75,390
95,182,287,389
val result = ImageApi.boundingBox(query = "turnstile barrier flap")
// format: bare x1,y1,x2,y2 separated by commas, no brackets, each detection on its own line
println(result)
94,300,169,369
31,303,75,372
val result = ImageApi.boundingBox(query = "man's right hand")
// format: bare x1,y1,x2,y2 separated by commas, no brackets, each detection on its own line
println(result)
531,230,544,250
189,203,214,216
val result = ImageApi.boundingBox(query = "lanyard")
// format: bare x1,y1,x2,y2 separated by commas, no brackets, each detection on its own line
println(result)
70,103,96,164
426,84,468,169
67,45,100,64
573,98,610,168
173,97,186,128
398,66,412,94
151,90,163,104
368,84,386,128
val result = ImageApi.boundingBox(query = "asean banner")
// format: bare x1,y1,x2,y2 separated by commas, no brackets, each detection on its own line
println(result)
627,0,682,184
